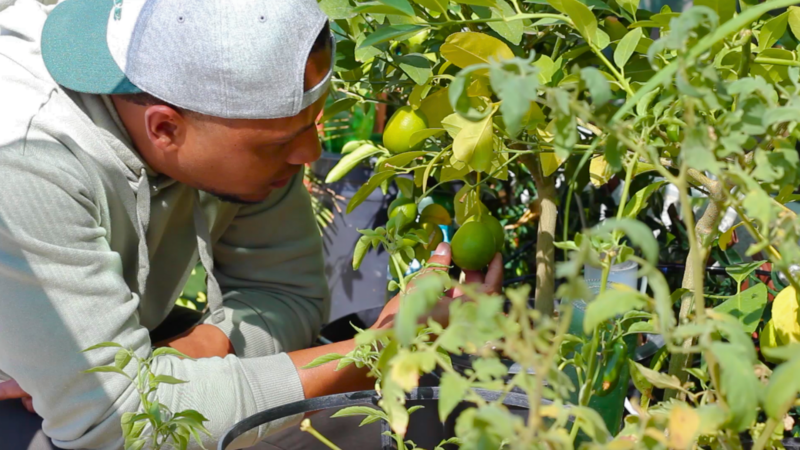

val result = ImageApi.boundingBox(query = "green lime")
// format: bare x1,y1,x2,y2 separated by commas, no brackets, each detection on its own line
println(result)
451,221,497,271
383,106,429,154
419,203,452,226
465,214,505,253
388,197,417,221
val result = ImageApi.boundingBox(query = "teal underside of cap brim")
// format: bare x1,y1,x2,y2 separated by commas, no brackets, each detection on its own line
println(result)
41,0,142,95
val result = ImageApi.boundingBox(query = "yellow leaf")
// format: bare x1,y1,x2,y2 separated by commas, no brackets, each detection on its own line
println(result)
668,403,700,450
719,222,744,251
419,88,453,128
440,32,514,70
772,286,800,345
441,112,471,139
540,152,565,177
467,75,492,97
390,350,421,392
453,114,495,173
523,102,546,130
589,156,614,187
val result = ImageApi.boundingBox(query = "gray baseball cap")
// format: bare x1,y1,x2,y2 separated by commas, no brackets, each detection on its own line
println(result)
41,0,334,119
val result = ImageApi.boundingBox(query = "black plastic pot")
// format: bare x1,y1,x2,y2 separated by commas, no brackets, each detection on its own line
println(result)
311,152,392,322
218,387,532,450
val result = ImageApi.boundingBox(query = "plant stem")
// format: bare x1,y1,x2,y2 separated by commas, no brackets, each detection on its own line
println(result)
752,418,780,450
616,156,638,220
521,153,557,317
665,171,721,400
300,419,344,450
590,46,635,98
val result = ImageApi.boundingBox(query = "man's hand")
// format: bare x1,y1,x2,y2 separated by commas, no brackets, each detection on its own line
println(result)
371,242,504,331
153,324,235,359
0,379,34,414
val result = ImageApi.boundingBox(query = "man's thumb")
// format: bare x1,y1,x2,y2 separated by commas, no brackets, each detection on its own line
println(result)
424,242,451,273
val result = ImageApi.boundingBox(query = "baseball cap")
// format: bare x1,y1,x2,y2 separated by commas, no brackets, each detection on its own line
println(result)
41,0,335,120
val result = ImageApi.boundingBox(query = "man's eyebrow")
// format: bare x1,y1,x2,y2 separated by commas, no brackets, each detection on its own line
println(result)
273,121,317,144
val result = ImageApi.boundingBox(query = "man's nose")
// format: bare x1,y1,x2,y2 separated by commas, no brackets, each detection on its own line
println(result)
285,127,322,166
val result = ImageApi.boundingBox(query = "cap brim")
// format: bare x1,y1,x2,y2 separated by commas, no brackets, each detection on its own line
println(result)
42,0,142,94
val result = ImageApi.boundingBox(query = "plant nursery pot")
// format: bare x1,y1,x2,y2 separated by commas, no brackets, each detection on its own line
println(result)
311,152,393,322
218,387,534,450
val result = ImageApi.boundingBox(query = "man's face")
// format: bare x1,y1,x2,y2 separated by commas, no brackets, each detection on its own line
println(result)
118,40,332,205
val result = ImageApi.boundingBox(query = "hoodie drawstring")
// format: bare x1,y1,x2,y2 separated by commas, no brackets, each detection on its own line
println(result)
135,168,151,296
134,169,225,324
192,191,225,324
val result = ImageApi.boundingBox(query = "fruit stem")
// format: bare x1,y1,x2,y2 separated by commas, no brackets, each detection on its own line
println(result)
476,172,482,218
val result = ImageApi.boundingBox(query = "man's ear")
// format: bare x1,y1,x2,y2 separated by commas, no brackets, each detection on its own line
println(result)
143,105,187,153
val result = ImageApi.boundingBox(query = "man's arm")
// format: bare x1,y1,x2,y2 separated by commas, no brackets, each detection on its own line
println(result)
0,150,306,449
203,168,329,357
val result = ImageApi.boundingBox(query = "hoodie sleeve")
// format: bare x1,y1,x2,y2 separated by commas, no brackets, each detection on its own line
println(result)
205,168,330,359
0,149,303,450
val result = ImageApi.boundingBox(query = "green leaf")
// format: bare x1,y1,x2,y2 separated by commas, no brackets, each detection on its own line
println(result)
320,98,359,124
694,0,735,23
584,290,649,334
126,439,146,450
635,88,659,117
614,28,642,69
174,409,210,424
355,0,415,16
439,372,470,421
622,180,666,218
593,218,658,264
396,54,433,85
152,375,188,385
455,0,498,6
489,59,539,136
331,406,386,419
440,32,515,70
319,0,356,19
347,171,395,213
81,342,123,352
409,129,445,148
412,0,448,13
789,7,800,41
764,355,800,419
452,114,495,172
302,353,346,370
487,2,524,45
580,67,612,105
758,12,788,51
628,359,653,393
617,0,638,17
725,260,767,284
359,24,428,49
114,349,132,371
629,360,684,391
326,143,384,183
353,235,371,271
714,284,768,334
570,406,611,442
152,347,192,359
562,0,598,46
377,151,431,172
709,342,760,431
763,106,800,127
82,365,130,378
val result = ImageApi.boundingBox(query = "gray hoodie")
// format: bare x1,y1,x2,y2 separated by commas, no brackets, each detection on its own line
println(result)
0,1,329,448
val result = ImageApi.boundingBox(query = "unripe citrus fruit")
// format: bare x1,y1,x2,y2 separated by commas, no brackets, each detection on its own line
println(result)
451,221,496,271
383,106,429,154
388,197,417,221
419,203,452,226
466,214,505,253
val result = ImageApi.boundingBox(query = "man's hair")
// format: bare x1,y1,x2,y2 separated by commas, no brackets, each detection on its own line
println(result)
124,22,331,115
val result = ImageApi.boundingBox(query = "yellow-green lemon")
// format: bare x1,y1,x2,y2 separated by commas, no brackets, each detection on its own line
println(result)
388,197,417,222
383,106,429,154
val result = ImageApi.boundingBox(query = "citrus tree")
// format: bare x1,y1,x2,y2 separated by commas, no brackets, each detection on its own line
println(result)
312,0,800,446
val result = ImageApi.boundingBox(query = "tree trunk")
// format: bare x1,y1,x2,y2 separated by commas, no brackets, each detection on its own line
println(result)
522,154,558,317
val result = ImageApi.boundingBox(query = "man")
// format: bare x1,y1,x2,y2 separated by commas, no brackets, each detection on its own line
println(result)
0,0,502,448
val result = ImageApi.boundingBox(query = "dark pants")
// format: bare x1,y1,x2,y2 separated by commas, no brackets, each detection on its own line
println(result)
0,306,379,449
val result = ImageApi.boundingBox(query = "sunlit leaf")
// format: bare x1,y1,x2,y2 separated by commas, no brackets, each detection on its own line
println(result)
440,32,514,70
614,28,643,70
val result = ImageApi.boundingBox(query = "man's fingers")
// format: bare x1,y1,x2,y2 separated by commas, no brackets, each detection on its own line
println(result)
0,379,28,401
421,242,451,273
483,253,504,294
